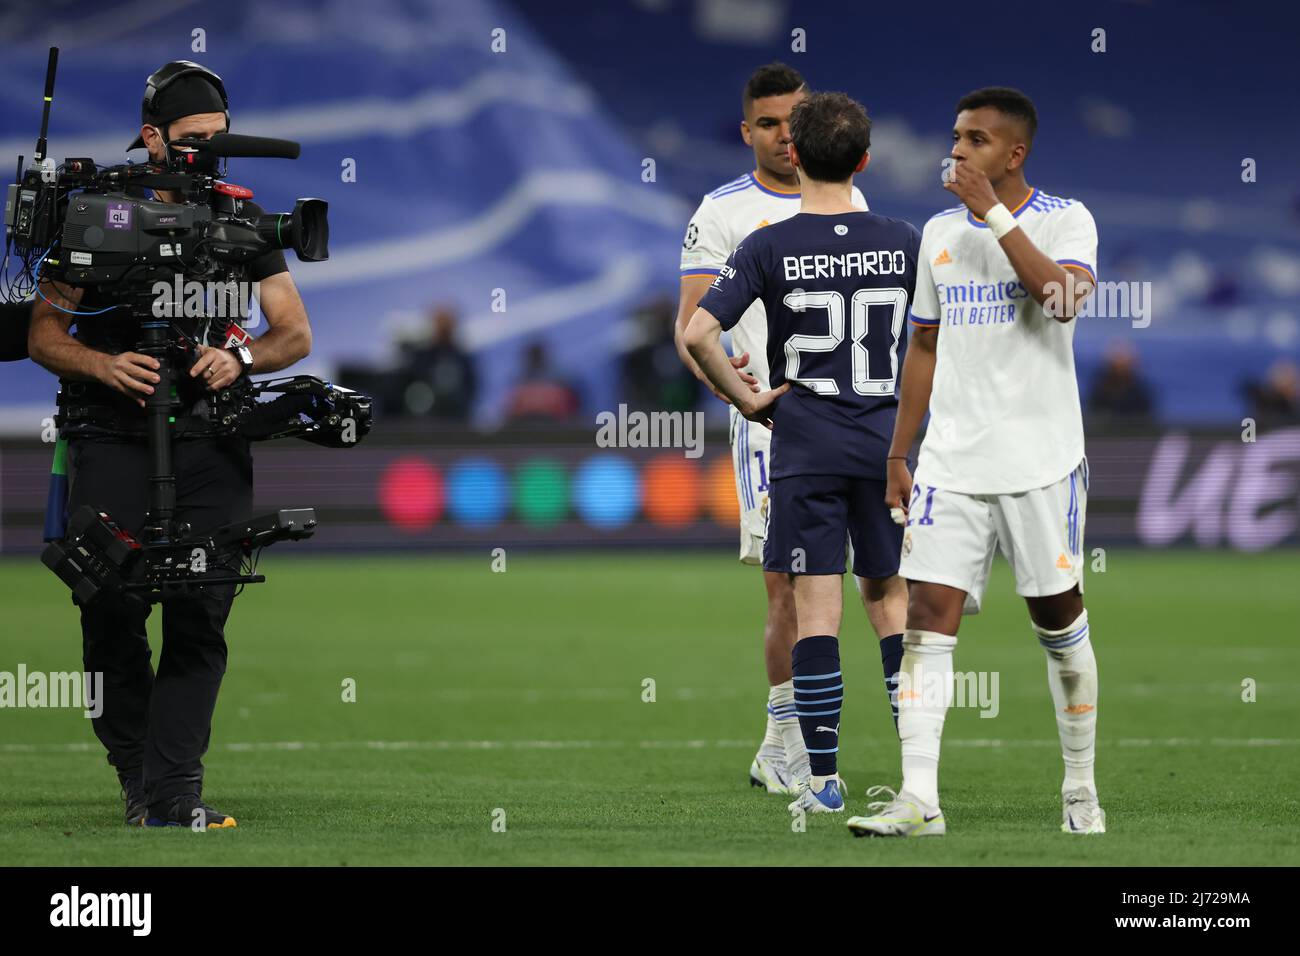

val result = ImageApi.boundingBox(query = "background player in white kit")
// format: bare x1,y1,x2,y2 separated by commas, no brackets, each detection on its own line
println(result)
674,65,900,796
847,88,1106,838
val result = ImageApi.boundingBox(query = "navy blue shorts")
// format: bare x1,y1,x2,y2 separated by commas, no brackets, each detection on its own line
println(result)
762,474,903,579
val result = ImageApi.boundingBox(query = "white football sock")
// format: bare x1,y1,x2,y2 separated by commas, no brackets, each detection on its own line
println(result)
811,774,834,793
758,683,789,761
768,680,808,779
897,629,957,809
1034,609,1098,797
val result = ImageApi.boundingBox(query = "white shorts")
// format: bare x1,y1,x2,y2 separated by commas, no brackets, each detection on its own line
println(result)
898,458,1089,614
730,406,773,565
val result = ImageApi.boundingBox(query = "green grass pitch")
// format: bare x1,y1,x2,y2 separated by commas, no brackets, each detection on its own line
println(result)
1,550,1297,866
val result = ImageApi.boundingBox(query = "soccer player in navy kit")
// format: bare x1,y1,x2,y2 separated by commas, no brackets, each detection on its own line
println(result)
685,92,920,815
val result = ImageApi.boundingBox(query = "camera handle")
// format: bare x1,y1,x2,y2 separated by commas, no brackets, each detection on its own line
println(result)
138,314,178,545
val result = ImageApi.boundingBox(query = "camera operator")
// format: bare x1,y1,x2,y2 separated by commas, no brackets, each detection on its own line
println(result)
27,62,312,829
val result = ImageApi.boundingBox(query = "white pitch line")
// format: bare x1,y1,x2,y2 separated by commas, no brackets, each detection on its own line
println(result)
2,738,1298,754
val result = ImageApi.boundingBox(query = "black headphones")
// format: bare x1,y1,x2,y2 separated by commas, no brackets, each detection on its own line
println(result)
144,60,229,120
128,60,230,150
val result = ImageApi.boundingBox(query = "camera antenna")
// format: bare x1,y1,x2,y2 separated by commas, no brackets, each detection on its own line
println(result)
34,47,58,164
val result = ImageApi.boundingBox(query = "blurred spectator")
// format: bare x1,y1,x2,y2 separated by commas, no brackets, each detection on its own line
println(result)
1087,340,1155,424
505,341,580,423
1243,358,1300,425
621,296,698,412
400,307,477,421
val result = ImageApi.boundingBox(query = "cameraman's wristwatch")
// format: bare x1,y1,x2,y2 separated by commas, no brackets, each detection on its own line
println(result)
227,344,253,379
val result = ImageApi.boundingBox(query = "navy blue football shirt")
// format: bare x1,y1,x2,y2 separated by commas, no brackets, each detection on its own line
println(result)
700,211,921,480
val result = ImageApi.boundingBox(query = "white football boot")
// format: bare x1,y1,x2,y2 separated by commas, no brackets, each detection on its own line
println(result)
846,785,946,837
749,753,795,795
786,775,846,814
1061,786,1106,834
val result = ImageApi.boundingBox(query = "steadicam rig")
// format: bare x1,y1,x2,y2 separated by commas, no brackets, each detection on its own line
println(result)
218,375,374,447
4,47,374,606
42,505,319,608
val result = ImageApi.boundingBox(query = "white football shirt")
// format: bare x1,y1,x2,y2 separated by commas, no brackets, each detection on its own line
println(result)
910,187,1098,494
681,170,867,389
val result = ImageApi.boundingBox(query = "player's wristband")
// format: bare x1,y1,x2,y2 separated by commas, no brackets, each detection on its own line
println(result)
983,202,1018,240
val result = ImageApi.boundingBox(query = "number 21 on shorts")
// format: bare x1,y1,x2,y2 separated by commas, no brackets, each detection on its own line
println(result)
907,483,936,527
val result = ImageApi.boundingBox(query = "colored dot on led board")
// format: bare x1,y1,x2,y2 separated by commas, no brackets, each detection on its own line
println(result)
378,457,445,531
641,455,702,528
572,456,640,529
515,458,569,527
447,457,509,527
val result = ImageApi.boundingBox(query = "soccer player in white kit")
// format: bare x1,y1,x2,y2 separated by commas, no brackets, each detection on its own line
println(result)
847,88,1106,837
673,64,895,796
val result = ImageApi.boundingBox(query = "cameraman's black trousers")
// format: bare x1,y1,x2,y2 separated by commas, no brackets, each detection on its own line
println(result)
66,434,253,807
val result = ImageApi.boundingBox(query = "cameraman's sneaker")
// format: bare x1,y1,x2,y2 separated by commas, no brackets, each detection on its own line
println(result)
143,794,237,829
787,775,845,814
1061,787,1106,834
118,772,148,827
749,753,795,795
846,786,945,837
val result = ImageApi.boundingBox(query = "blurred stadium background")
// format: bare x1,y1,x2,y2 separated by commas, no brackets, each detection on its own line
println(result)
1,0,1298,869
1,0,1298,555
